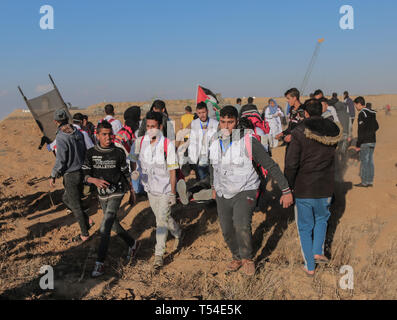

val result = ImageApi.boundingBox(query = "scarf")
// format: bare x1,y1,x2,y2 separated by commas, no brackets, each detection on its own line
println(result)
267,99,279,115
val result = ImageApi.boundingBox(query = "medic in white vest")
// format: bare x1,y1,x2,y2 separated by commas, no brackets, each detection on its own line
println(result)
208,105,293,276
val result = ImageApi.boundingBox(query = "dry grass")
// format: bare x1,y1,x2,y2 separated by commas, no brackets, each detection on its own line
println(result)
1,181,396,300
96,218,396,300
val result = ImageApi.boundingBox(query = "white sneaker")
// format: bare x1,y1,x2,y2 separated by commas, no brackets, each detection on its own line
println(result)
177,180,189,205
127,241,140,262
91,261,105,278
153,255,163,270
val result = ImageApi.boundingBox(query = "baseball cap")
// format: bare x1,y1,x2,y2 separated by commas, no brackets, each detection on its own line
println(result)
73,112,84,122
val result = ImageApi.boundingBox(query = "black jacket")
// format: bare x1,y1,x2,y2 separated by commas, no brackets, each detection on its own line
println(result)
284,117,342,198
282,104,305,137
356,108,379,147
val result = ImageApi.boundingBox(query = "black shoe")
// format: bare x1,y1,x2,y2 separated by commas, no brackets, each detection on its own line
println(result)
354,183,368,188
367,184,373,187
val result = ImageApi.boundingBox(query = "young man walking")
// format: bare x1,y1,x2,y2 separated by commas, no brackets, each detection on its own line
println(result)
319,98,339,122
72,113,95,149
176,102,219,205
344,91,356,125
100,104,123,135
82,114,96,143
129,111,182,270
234,98,242,114
209,106,293,276
276,88,305,146
284,99,342,276
181,106,195,131
82,121,138,277
114,106,143,197
50,109,91,242
188,102,219,181
350,96,379,187
137,100,174,139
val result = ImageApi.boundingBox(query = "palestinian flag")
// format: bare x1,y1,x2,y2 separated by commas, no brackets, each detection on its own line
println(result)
196,85,221,120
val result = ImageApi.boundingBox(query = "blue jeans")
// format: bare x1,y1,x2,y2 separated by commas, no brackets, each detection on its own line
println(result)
195,165,209,181
360,143,375,185
295,198,332,271
132,176,144,194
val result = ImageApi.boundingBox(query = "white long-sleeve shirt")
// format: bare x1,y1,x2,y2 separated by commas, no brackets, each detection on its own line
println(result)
103,115,123,135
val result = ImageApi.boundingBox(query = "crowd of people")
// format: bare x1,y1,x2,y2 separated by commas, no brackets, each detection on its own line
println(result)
48,88,379,278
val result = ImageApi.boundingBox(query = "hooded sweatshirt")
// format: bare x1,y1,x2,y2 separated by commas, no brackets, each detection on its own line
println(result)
344,96,355,119
51,124,86,178
356,108,379,147
284,117,342,198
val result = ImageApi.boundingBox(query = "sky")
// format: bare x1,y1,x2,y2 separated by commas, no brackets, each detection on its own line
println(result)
1,0,397,119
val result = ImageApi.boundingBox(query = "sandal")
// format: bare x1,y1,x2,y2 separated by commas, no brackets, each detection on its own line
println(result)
314,255,329,264
72,234,89,243
302,267,315,277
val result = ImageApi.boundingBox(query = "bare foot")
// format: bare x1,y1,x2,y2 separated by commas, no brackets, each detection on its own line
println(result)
302,267,315,276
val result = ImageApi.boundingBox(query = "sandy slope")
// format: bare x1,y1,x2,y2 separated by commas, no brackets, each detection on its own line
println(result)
0,108,396,300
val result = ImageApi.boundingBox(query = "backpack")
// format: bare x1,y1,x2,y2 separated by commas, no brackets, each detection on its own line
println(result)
241,112,270,135
244,134,269,181
114,125,136,154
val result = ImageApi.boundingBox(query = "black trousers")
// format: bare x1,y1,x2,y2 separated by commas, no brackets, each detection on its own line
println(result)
62,170,90,236
97,194,135,263
216,190,257,260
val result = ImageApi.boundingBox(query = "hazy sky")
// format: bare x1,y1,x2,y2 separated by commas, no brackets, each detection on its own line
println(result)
1,0,397,119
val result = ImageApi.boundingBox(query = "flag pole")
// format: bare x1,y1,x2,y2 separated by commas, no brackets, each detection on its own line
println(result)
48,74,72,119
195,84,199,106
18,86,36,118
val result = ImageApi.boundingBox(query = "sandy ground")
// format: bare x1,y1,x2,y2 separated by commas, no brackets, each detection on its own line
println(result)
0,108,396,300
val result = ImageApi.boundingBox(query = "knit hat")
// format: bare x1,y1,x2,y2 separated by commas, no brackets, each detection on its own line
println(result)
54,109,68,122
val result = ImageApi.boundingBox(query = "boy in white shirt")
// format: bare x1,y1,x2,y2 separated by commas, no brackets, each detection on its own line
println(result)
129,111,182,270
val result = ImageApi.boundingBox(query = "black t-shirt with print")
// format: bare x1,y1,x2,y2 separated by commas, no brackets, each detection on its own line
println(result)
82,144,131,194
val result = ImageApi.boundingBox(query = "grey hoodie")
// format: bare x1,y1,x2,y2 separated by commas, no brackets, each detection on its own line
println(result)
51,124,86,178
